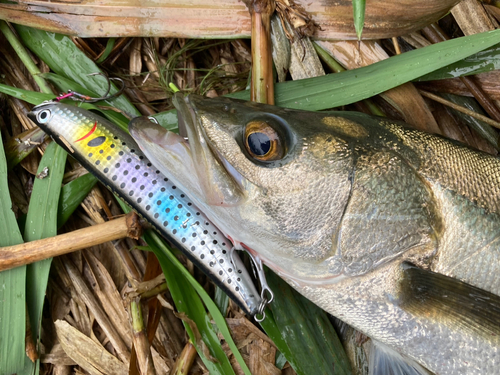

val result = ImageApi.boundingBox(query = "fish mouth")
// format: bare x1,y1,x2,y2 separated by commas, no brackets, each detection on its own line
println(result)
172,93,246,207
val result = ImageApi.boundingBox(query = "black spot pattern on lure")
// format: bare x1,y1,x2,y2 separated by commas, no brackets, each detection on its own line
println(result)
87,136,106,147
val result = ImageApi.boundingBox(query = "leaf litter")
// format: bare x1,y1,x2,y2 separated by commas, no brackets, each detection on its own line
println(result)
1,1,500,374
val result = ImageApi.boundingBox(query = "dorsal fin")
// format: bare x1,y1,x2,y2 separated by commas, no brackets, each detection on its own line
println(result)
400,262,500,338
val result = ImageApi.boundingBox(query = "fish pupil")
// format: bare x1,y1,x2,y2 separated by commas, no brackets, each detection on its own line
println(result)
248,132,270,156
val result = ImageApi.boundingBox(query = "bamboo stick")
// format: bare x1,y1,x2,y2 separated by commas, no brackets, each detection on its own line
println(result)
0,212,142,272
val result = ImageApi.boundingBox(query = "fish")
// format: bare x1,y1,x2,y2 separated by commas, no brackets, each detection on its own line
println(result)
129,93,500,375
28,102,263,316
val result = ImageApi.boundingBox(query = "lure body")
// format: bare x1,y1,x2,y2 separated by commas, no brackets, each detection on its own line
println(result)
28,102,261,316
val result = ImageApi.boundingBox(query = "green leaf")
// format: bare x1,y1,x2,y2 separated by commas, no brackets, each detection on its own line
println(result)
96,38,116,64
0,130,26,374
417,43,500,81
152,109,180,133
57,173,98,228
263,270,351,375
152,29,500,130
144,231,244,375
214,286,230,316
24,141,67,354
14,26,140,117
353,0,366,40
0,20,52,94
0,83,53,104
230,29,500,110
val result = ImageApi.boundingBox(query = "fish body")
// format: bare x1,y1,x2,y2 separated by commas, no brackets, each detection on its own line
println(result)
130,94,500,375
28,102,261,316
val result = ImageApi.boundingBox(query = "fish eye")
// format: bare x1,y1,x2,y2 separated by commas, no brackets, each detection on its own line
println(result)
36,109,52,124
244,120,284,161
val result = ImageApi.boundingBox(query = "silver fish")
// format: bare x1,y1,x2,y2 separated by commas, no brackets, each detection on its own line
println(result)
129,93,500,375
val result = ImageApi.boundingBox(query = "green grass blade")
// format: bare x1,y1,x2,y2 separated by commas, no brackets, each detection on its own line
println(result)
24,141,67,354
0,21,52,94
353,0,366,40
144,231,243,375
417,43,500,81
229,29,500,111
96,38,116,64
0,83,52,104
258,308,295,363
150,30,500,131
263,269,351,375
214,286,230,315
0,130,26,374
14,26,140,117
57,173,98,228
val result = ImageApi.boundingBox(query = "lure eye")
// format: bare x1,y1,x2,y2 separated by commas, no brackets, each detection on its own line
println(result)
36,109,52,124
244,120,284,162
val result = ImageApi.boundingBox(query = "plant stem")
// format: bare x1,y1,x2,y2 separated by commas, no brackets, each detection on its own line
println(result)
130,298,156,375
245,0,275,104
0,21,53,94
0,212,142,272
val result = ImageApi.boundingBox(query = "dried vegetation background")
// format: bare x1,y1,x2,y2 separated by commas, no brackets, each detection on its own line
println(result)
1,0,500,374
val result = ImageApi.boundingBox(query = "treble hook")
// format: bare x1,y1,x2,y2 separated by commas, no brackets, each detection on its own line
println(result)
54,73,125,103
244,250,274,322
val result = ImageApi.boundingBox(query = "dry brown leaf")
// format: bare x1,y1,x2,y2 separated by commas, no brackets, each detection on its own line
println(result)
151,347,170,375
63,256,131,362
83,250,132,343
55,320,128,375
174,311,217,363
451,0,498,35
226,318,276,348
41,343,78,366
0,0,461,40
130,38,143,77
248,339,281,375
221,318,281,375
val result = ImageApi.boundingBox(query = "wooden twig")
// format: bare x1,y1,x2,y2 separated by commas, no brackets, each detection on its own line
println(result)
419,89,500,130
0,212,142,272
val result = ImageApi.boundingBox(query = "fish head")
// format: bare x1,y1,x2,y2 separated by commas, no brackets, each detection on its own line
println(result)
130,94,386,283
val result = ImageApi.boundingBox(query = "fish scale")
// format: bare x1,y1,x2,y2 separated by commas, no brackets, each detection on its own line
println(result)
28,102,261,316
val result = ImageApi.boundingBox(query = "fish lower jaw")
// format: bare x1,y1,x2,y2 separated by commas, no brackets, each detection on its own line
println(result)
230,240,348,287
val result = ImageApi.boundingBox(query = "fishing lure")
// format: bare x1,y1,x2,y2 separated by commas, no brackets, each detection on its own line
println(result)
28,98,266,317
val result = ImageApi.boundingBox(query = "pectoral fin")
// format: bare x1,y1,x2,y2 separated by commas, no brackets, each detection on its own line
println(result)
369,340,431,375
400,262,500,338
